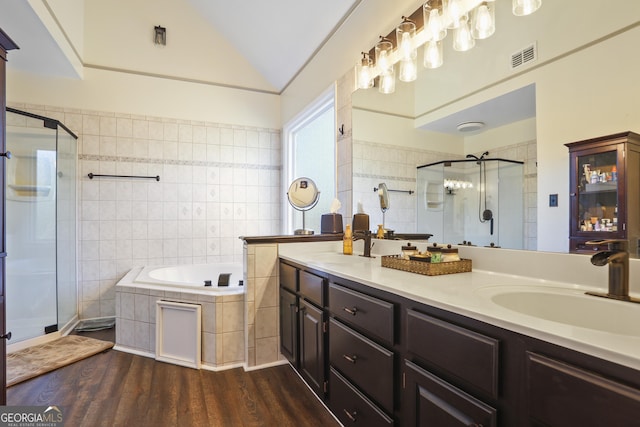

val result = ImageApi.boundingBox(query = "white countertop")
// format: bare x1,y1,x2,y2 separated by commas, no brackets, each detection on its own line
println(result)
279,240,640,371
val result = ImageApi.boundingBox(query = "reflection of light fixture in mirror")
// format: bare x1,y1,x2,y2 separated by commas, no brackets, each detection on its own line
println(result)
287,177,320,235
397,17,417,82
154,25,166,46
424,40,444,69
356,52,374,89
444,179,473,194
513,0,542,16
376,37,396,94
456,121,485,132
471,1,495,40
453,15,475,51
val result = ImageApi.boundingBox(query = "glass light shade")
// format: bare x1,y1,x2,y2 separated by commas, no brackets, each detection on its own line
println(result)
423,40,443,69
356,55,374,89
375,39,394,72
453,15,475,51
513,0,541,16
396,20,417,62
471,2,495,40
378,69,396,94
399,58,417,82
422,2,447,41
445,0,466,29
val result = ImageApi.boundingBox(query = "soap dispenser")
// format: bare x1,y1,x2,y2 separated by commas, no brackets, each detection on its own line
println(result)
343,224,353,255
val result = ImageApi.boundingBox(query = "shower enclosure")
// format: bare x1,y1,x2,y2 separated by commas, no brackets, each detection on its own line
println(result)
5,108,78,343
417,157,524,249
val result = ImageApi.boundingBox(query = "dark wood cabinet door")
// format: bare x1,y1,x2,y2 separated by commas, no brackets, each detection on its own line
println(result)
299,299,325,397
527,352,640,427
279,286,298,365
404,360,497,427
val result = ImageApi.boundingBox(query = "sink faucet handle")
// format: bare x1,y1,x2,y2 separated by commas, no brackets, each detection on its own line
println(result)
586,239,628,251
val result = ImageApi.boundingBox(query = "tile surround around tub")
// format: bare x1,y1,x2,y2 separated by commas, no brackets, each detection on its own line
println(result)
8,102,282,321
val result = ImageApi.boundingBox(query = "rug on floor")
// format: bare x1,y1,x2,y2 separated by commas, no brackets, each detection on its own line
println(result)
7,335,114,387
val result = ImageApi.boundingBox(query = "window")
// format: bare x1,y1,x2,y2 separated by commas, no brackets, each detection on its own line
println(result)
283,86,336,234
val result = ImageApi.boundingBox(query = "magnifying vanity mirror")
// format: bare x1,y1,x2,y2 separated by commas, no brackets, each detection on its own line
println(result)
287,177,320,235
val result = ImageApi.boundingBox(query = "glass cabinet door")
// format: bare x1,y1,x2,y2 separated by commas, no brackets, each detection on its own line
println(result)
576,149,619,234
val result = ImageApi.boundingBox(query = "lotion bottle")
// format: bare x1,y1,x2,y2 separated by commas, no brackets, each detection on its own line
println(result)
343,224,353,255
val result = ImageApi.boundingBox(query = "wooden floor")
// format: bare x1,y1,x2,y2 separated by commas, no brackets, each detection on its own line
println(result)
7,329,339,427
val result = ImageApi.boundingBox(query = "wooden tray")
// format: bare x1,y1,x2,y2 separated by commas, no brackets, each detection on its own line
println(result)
381,255,472,276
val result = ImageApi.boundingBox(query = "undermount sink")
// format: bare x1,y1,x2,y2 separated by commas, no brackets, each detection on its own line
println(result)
306,252,377,264
476,285,640,337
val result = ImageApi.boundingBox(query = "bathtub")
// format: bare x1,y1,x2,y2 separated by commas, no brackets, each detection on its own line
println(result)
115,262,246,369
117,263,245,295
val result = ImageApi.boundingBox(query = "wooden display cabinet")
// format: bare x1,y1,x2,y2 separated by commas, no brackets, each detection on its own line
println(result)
566,131,640,254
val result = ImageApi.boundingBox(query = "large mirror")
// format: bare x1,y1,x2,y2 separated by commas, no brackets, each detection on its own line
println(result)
350,0,640,253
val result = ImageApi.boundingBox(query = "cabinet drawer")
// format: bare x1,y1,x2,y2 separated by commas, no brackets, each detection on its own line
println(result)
329,283,394,345
527,352,640,427
300,270,324,306
330,318,394,413
404,359,497,427
329,367,394,427
406,309,499,399
279,262,297,292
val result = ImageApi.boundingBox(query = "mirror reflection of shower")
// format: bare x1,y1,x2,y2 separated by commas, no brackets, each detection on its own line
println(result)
417,156,524,249
466,151,494,234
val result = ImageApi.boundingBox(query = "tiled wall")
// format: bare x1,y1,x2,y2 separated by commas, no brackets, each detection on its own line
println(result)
8,102,282,321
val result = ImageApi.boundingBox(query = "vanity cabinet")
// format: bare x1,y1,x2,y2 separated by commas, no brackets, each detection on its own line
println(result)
328,281,397,425
279,258,640,426
278,261,328,399
566,131,640,254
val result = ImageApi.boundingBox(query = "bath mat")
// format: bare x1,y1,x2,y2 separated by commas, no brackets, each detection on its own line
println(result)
7,335,114,387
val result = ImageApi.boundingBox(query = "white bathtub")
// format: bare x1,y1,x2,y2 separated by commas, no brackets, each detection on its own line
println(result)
117,263,245,295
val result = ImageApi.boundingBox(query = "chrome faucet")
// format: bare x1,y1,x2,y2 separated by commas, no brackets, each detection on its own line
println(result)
586,239,640,303
353,230,374,258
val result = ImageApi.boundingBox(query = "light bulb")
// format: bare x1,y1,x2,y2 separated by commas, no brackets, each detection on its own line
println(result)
378,50,389,71
379,69,396,94
472,3,495,40
453,16,475,51
423,40,443,69
401,32,413,60
513,0,541,16
357,64,373,89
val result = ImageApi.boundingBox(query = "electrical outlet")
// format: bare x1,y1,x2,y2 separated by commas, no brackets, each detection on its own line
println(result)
549,194,558,207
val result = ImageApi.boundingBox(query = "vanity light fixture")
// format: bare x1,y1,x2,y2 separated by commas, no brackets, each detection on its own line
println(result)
356,0,540,94
154,25,166,45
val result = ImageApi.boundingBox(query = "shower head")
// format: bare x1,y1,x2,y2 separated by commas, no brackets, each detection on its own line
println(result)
479,151,489,160
466,154,479,160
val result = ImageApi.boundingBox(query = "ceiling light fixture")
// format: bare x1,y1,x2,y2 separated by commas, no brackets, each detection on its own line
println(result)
356,0,541,94
456,121,485,132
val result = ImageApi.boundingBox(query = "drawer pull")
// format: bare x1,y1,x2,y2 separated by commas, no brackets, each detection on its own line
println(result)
343,409,357,422
342,354,358,364
468,424,483,427
343,306,358,315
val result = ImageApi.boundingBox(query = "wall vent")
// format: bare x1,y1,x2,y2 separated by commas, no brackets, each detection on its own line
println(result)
511,43,537,70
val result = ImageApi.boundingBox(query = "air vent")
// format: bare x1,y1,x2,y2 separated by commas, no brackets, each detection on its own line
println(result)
511,43,537,70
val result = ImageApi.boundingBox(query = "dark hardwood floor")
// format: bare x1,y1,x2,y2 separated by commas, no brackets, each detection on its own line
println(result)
7,329,339,427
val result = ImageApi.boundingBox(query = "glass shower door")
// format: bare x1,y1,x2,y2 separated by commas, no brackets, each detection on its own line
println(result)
6,125,58,342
